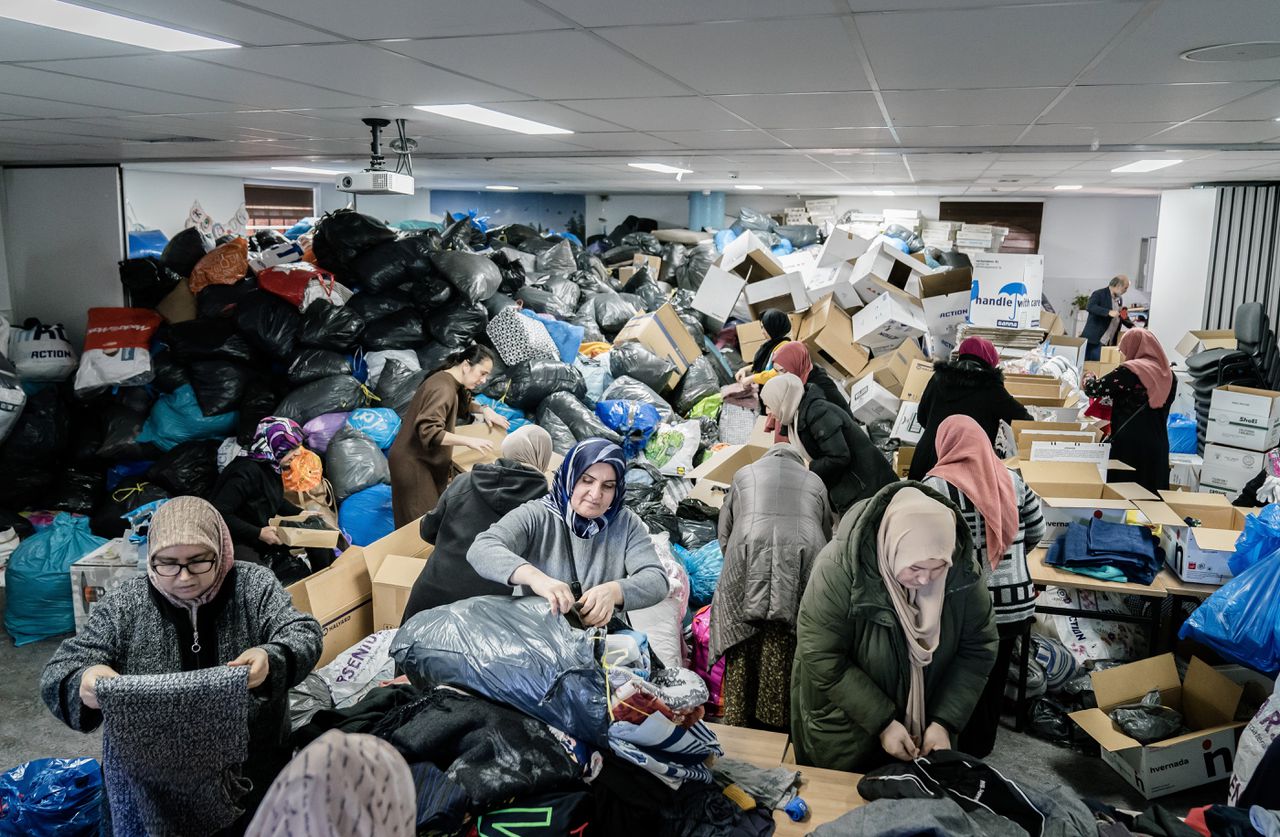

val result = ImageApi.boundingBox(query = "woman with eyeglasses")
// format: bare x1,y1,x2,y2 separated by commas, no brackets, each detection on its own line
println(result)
41,496,323,833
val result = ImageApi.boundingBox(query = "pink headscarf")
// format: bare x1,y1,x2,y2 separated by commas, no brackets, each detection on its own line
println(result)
771,342,814,383
1119,329,1173,408
956,336,999,368
927,415,1018,570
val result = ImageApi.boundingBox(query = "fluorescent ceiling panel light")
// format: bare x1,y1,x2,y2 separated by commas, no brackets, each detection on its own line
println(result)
0,0,239,51
271,166,345,176
872,190,895,196
485,185,519,191
1054,184,1084,190
734,184,763,190
413,104,572,135
629,162,693,175
1111,159,1183,173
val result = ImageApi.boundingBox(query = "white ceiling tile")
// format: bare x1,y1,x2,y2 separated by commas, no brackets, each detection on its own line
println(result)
87,0,335,46
857,2,1143,90
251,0,565,39
559,132,680,151
882,88,1060,127
1204,85,1280,122
0,92,135,119
598,19,869,95
769,127,897,148
535,0,837,27
182,110,368,139
0,65,230,114
383,31,687,99
0,18,150,61
712,93,883,129
1043,82,1270,124
646,129,790,149
553,97,747,131
1018,123,1172,146
1145,121,1280,143
896,126,1023,146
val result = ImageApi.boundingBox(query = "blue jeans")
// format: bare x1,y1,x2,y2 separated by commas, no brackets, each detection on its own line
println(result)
1085,342,1102,362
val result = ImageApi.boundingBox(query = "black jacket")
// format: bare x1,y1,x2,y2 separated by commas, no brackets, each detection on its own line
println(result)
908,359,1032,480
808,365,855,419
1081,287,1132,344
796,384,898,513
209,458,300,546
401,458,550,621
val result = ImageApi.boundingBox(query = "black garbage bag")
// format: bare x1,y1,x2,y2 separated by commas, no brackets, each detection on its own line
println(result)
516,285,575,321
374,359,428,414
677,518,717,551
487,224,543,250
571,311,607,345
503,358,586,411
417,342,456,375
197,281,256,320
350,237,434,294
160,227,212,277
678,311,706,347
490,251,527,296
481,293,517,319
188,360,251,416
362,309,427,350
676,241,716,291
346,291,409,322
431,251,501,303
148,347,188,394
236,376,281,446
118,257,181,309
587,294,639,337
608,215,657,244
326,425,390,502
658,244,686,285
439,214,487,251
674,355,720,416
90,481,170,539
620,232,661,256
736,207,774,233
147,439,220,499
166,319,255,364
51,467,106,516
541,409,577,455
535,240,576,275
408,275,455,311
274,375,366,425
426,301,487,350
629,280,665,313
97,402,160,461
633,499,680,540
288,349,351,386
602,245,640,266
1028,697,1076,744
570,269,613,301
774,224,819,248
299,300,365,351
602,376,673,423
544,274,582,311
253,229,289,250
312,209,396,275
538,392,621,445
0,386,70,508
235,291,300,360
516,236,556,256
695,416,719,450
866,418,896,454
1108,690,1185,744
610,342,675,392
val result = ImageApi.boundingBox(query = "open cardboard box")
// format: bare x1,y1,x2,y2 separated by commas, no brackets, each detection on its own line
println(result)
689,442,771,486
614,302,702,390
849,241,933,304
1069,656,1244,798
1006,376,1074,408
1175,330,1236,358
856,339,926,397
816,226,871,269
1044,335,1087,370
1018,461,1154,537
852,286,927,354
719,231,786,282
744,271,810,317
799,293,869,379
737,314,802,362
452,423,507,471
1040,311,1067,337
1011,420,1102,461
917,267,973,360
362,517,435,634
692,264,747,326
270,512,340,548
1134,490,1247,584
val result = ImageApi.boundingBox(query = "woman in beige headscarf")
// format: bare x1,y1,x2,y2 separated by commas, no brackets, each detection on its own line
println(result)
790,482,997,772
401,425,555,621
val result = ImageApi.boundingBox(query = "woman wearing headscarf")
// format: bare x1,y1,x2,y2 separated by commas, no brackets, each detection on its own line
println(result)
761,373,896,515
1083,328,1177,492
389,343,511,527
791,483,997,772
246,730,416,837
908,336,1032,480
920,415,1045,758
467,438,669,627
770,341,854,417
401,425,555,622
41,496,323,833
734,308,793,385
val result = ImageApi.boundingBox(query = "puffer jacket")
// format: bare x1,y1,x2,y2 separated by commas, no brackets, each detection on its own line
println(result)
790,481,997,773
908,358,1031,480
796,383,897,513
709,445,832,662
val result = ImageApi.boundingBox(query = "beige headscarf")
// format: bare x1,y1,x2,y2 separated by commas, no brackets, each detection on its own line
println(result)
500,424,553,472
246,730,416,837
876,487,957,742
147,496,236,611
760,373,810,459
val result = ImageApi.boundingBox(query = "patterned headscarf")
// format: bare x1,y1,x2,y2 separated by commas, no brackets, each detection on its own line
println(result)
243,416,305,472
543,438,627,539
147,496,236,611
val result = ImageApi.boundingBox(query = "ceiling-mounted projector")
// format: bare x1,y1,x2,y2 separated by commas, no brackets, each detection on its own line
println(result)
337,117,416,196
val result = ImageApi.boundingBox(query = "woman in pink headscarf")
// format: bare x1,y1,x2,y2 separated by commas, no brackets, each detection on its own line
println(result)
1084,328,1177,492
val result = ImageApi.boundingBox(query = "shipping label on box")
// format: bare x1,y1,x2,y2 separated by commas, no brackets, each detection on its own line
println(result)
967,253,1044,329
1207,385,1280,452
918,268,973,360
1200,444,1262,492
849,377,902,424
851,287,927,354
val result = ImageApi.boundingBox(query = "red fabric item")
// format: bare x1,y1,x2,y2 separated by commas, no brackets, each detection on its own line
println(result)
956,335,999,367
259,262,331,308
1119,328,1174,408
771,341,813,383
1183,805,1211,837
82,307,163,352
926,415,1018,570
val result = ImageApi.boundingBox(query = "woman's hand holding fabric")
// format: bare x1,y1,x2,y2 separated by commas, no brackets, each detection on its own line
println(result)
481,406,511,430
520,568,576,616
920,722,950,756
578,582,622,627
79,665,119,710
228,647,271,689
879,719,919,761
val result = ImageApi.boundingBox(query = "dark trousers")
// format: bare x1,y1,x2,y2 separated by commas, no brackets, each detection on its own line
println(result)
957,620,1026,758
1085,341,1102,362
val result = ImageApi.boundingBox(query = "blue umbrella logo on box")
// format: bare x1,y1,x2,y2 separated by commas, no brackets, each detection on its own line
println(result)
969,280,1030,328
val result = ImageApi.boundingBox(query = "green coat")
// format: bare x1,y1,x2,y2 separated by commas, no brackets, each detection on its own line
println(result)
790,481,998,772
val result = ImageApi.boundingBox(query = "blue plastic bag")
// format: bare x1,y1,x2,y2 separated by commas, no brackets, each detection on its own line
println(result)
1232,504,1280,575
0,757,102,836
681,540,724,607
135,385,238,452
1180,546,1280,675
770,238,794,257
1167,413,1198,454
283,218,316,240
473,394,529,432
346,407,402,451
519,309,583,364
126,229,168,260
595,400,661,459
3,514,108,646
339,484,394,547
713,228,739,254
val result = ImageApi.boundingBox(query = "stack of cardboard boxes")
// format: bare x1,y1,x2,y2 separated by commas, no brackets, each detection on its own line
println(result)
1199,384,1280,497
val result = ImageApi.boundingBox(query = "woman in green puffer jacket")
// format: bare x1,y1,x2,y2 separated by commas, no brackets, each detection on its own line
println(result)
790,481,997,773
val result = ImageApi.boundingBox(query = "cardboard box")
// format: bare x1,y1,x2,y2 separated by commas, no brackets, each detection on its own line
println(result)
1006,375,1073,408
719,231,785,282
1019,461,1148,538
1136,491,1247,584
851,287,927,354
452,423,507,471
743,271,810,317
1207,385,1280,452
1175,330,1237,358
899,360,935,403
1069,656,1244,798
363,518,434,633
691,264,746,325
1044,335,1087,370
799,294,870,379
848,377,901,424
632,253,661,278
70,539,141,633
1040,311,1067,337
688,478,730,509
736,314,802,362
1012,420,1102,460
968,253,1044,329
918,268,974,360
849,241,932,304
1100,346,1125,364
271,512,341,548
1169,452,1204,492
689,442,770,485
1200,444,1263,493
894,446,915,479
1084,360,1120,379
890,400,924,445
615,302,702,389
856,339,927,397
816,226,871,268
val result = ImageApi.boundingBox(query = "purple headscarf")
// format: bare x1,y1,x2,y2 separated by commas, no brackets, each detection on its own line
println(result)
242,416,305,472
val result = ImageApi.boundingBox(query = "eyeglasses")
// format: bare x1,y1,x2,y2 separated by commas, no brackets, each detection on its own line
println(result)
151,557,217,577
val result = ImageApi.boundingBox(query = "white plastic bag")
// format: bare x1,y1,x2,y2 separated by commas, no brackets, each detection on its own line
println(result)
0,359,26,445
300,276,353,310
314,629,398,709
1229,680,1280,804
364,349,419,390
9,320,78,382
629,534,691,667
641,420,702,477
1037,585,1148,665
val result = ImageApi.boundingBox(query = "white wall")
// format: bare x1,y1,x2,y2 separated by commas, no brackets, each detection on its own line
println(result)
1148,189,1218,361
123,169,250,238
0,174,12,320
2,167,124,343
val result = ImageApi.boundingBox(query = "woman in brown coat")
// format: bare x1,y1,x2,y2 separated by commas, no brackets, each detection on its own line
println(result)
388,344,509,526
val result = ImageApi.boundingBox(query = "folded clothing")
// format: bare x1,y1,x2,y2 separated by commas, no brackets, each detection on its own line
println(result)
1044,518,1162,585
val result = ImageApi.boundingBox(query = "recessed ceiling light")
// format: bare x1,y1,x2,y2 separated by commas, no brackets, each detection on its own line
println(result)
0,0,240,50
485,185,519,191
271,166,345,176
872,190,894,196
413,104,572,135
1054,184,1084,190
734,184,763,191
1181,41,1280,63
629,162,693,175
1111,159,1183,174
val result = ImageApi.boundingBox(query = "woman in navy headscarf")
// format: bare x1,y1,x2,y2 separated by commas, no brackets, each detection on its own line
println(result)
468,438,669,627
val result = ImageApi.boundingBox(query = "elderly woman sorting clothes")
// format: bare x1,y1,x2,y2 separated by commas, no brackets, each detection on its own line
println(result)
467,437,668,627
790,483,997,773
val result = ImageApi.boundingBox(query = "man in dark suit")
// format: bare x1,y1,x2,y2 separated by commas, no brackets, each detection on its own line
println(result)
1082,274,1133,361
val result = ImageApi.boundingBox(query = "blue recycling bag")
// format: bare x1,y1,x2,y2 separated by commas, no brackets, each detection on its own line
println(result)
3,514,108,646
1231,503,1280,575
1180,546,1280,675
595,400,661,459
0,757,102,836
1167,413,1198,454
135,385,237,452
340,484,394,547
126,229,168,259
346,407,402,450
